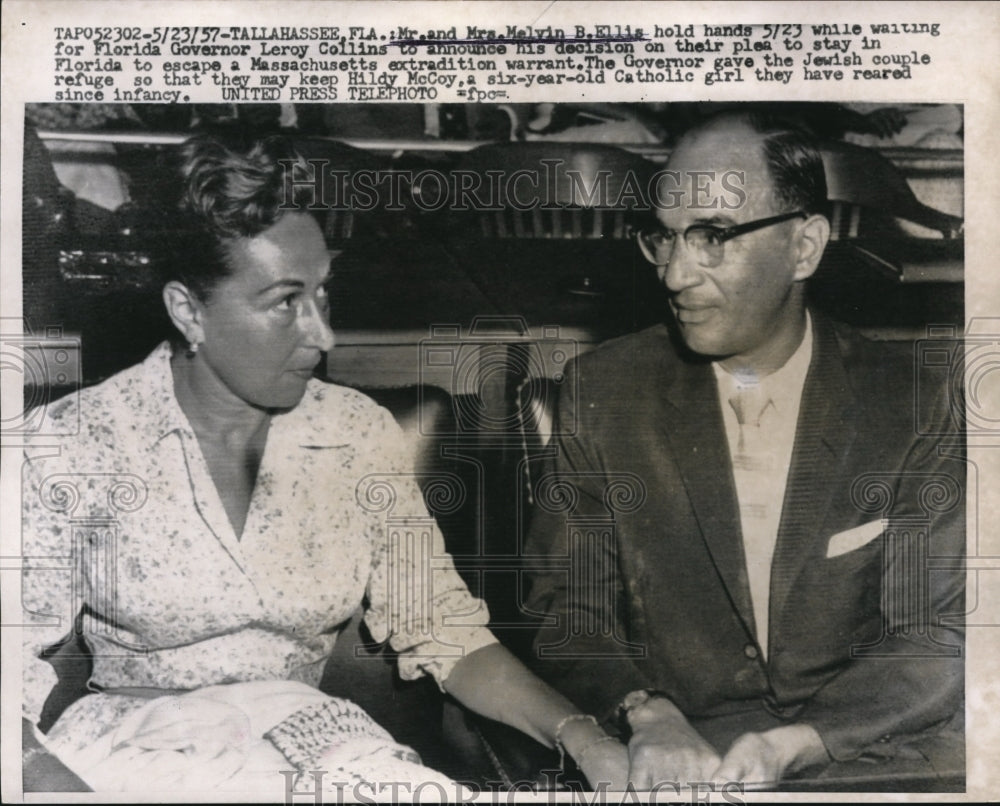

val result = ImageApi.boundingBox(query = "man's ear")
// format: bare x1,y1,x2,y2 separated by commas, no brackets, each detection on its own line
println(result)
162,281,205,346
792,213,831,282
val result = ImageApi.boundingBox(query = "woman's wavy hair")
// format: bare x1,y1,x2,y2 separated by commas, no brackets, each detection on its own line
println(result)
162,134,319,300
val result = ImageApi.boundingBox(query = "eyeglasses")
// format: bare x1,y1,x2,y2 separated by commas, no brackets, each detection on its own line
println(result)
637,211,808,269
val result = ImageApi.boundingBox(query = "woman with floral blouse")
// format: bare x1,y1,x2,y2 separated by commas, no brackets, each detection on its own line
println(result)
21,134,627,795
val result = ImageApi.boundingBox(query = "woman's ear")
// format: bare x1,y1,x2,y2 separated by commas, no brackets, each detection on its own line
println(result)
162,281,204,346
792,213,831,282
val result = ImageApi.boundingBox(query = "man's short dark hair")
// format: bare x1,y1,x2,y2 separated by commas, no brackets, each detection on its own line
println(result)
694,109,829,217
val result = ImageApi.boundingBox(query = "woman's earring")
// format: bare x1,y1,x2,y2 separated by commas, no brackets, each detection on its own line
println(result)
186,340,200,358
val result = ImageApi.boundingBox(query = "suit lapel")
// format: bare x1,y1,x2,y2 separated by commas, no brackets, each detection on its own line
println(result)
661,356,757,636
769,317,858,631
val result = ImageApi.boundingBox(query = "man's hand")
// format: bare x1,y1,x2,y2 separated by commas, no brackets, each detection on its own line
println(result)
711,723,829,788
625,696,721,789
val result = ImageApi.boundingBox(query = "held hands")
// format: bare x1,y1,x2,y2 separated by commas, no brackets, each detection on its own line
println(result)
623,695,829,790
624,695,721,788
556,715,630,790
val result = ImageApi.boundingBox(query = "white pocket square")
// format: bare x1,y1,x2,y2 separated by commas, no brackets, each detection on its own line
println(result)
826,519,885,558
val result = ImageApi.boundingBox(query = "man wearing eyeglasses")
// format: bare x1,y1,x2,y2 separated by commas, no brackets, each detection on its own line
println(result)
524,110,964,790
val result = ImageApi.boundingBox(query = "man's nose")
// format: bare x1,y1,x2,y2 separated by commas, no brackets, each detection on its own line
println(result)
301,299,335,352
662,240,703,293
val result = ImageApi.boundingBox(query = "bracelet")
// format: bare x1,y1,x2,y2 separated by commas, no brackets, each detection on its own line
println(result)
553,713,600,772
574,735,620,768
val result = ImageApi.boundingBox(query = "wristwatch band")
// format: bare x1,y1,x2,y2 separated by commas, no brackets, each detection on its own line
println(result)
617,688,670,736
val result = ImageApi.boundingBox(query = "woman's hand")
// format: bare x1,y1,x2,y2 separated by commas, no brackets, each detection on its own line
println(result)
573,736,630,791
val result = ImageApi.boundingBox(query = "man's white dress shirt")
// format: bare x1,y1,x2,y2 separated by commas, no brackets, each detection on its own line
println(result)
712,316,813,657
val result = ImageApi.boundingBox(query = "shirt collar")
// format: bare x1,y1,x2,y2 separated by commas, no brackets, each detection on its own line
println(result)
140,342,327,449
139,341,198,445
712,313,814,416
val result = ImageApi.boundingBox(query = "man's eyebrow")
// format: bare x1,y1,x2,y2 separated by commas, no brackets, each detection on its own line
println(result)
256,279,305,297
657,214,736,231
689,214,736,227
257,270,334,297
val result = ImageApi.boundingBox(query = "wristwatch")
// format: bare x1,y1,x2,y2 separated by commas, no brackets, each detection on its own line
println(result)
617,688,671,734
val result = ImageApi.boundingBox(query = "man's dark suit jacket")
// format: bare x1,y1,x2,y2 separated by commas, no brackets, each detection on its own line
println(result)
524,313,965,762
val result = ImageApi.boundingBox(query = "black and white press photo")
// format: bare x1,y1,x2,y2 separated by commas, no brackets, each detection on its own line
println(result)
2,2,996,802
